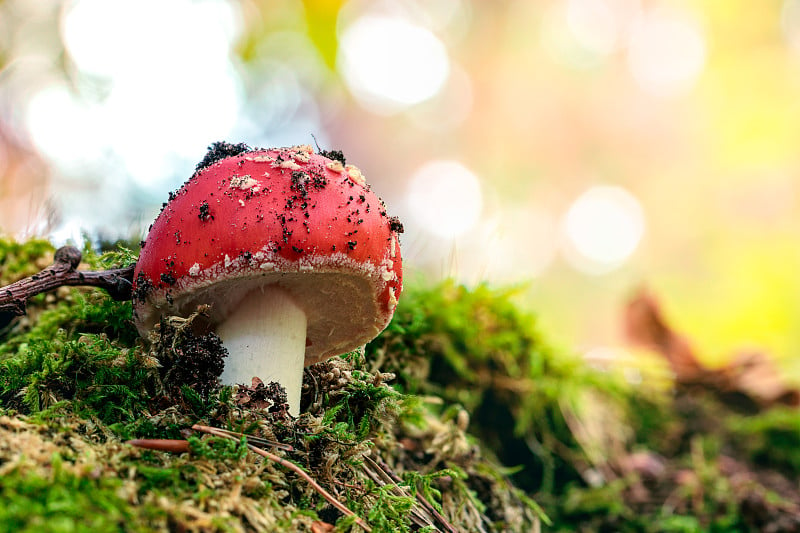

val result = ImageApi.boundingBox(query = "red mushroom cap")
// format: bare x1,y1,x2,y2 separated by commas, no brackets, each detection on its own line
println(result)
133,145,403,365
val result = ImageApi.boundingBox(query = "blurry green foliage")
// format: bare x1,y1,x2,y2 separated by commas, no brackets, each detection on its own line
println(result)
366,280,654,493
727,406,800,474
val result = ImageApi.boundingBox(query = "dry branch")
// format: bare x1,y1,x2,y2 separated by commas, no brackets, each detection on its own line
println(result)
0,245,134,315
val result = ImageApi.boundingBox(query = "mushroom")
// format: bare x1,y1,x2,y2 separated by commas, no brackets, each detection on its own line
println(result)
133,143,403,414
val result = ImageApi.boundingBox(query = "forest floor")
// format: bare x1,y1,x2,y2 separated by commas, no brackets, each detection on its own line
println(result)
2,238,800,532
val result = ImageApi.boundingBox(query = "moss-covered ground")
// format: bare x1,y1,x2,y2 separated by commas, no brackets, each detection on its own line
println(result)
2,237,800,532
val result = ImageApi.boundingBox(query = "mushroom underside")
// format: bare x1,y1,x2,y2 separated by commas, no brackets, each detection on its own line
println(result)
135,270,390,365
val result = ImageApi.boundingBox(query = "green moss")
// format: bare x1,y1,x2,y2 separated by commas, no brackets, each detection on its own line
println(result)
6,237,799,530
0,466,166,533
0,237,55,284
1,330,150,418
0,239,545,531
0,287,137,357
188,435,248,462
366,281,647,495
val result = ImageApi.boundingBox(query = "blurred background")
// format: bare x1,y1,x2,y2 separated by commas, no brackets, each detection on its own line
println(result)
1,0,800,372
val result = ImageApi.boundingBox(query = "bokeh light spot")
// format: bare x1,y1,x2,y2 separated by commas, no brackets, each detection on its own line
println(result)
42,0,244,186
561,185,645,273
566,0,619,56
406,160,482,238
62,0,238,79
25,85,101,171
627,9,707,97
338,14,450,113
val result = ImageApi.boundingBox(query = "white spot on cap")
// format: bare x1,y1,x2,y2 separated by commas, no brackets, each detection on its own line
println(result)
293,149,311,163
326,160,345,173
247,155,274,163
189,263,201,276
274,160,302,171
345,165,366,186
230,175,259,190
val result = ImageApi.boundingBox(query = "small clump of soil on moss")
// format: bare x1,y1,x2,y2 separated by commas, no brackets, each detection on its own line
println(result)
149,305,227,400
235,376,289,416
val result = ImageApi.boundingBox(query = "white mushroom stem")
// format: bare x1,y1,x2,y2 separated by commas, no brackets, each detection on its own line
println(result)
217,285,307,415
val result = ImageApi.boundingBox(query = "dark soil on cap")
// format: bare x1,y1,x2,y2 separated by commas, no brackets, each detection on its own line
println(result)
318,148,345,165
195,142,253,173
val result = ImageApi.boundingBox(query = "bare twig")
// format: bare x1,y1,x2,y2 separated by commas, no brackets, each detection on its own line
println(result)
191,424,293,452
192,424,372,532
361,456,439,531
0,245,134,316
126,439,191,453
125,428,295,454
370,456,460,533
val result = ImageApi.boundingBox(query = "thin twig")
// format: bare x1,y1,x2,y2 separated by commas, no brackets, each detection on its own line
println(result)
192,424,372,532
126,439,191,453
371,456,460,533
361,457,435,530
0,245,134,315
126,429,294,454
192,424,293,451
